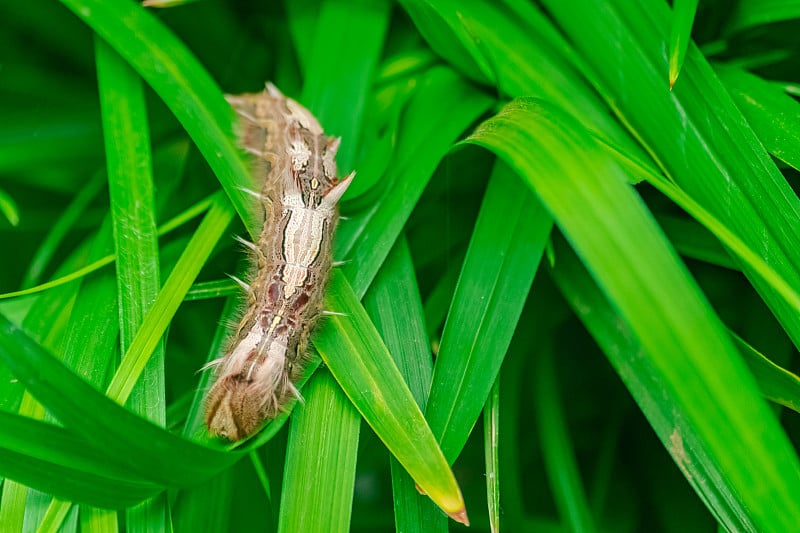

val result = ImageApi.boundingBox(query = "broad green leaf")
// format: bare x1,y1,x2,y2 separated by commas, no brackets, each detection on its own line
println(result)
468,97,800,532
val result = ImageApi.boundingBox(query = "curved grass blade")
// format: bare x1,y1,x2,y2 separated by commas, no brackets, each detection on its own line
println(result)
484,377,500,533
0,316,244,491
0,187,20,227
468,97,800,532
104,193,232,404
426,161,552,463
725,0,800,35
541,0,800,356
58,0,255,234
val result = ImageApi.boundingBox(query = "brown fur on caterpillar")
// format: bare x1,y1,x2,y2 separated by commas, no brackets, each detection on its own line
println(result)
204,83,354,441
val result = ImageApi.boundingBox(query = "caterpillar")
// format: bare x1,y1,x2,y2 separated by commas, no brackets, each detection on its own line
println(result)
204,83,353,441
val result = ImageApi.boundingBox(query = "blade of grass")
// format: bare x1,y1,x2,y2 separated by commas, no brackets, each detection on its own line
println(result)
96,38,166,533
104,192,231,405
725,0,800,34
716,65,800,171
277,370,360,533
426,160,552,463
669,0,699,88
363,237,446,533
58,0,255,235
535,344,595,533
484,377,500,533
468,97,800,532
0,187,20,227
542,0,800,360
315,270,468,523
0,314,242,491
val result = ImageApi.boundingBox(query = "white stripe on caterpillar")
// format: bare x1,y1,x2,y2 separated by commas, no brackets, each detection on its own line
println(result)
204,83,353,441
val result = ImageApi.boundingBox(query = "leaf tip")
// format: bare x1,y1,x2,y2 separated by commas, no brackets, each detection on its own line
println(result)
448,507,470,526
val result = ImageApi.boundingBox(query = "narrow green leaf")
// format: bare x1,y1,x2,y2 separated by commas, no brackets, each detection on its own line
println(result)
0,315,243,491
716,65,800,171
725,0,800,34
484,377,500,533
278,370,360,533
96,36,167,533
336,66,493,297
535,346,595,533
58,0,255,234
669,0,699,88
0,187,20,227
105,193,232,404
542,0,800,358
468,97,800,532
426,161,552,463
315,271,468,523
733,333,800,414
363,238,446,533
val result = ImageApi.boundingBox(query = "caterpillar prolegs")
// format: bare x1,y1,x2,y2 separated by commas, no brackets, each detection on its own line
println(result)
204,83,353,441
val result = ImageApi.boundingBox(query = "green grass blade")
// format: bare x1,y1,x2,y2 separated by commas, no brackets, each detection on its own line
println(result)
669,0,699,88
278,370,360,533
363,238,446,533
468,97,800,532
733,333,800,414
484,377,500,533
0,187,20,227
398,0,648,161
726,0,800,34
535,346,595,533
716,65,800,171
336,66,493,297
426,161,552,462
95,37,167,533
300,0,391,171
58,0,255,234
104,193,232,404
315,270,468,523
542,0,800,355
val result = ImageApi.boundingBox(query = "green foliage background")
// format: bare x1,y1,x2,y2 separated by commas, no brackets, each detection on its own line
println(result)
2,0,800,531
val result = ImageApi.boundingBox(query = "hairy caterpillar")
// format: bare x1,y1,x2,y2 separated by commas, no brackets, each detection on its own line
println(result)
204,83,353,441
